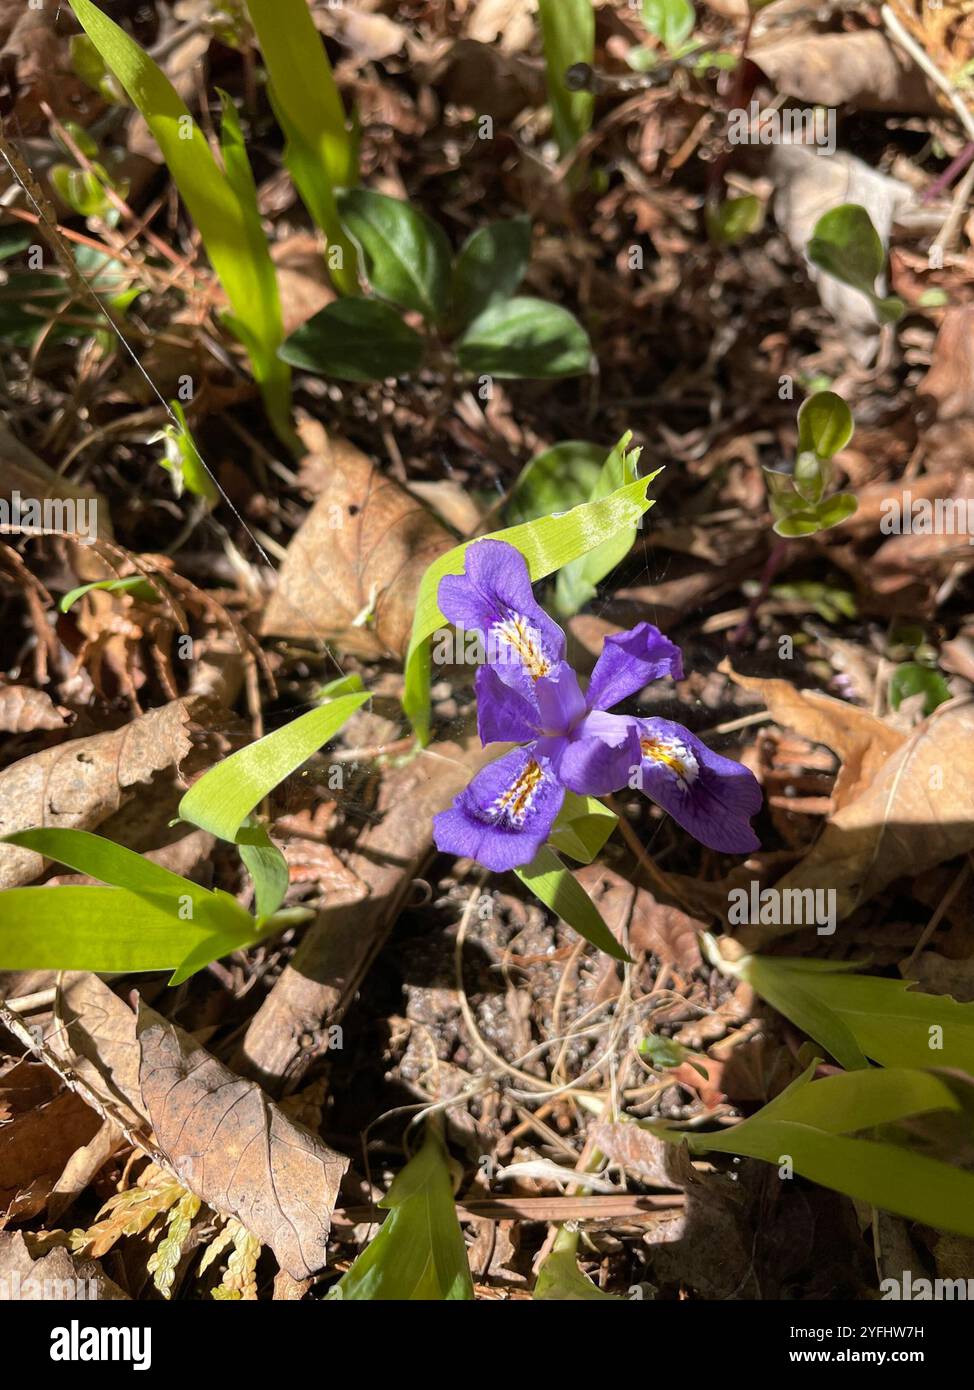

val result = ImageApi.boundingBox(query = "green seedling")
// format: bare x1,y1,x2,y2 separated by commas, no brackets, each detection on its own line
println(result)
765,391,857,537
642,0,696,55
280,197,593,384
807,203,905,324
150,401,219,507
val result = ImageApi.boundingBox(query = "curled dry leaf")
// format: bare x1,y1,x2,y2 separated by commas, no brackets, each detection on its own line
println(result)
721,663,905,810
0,695,211,891
261,421,453,659
0,1060,102,1225
752,30,943,115
136,1004,348,1279
0,684,72,733
44,974,148,1136
0,1231,128,1299
576,863,704,971
766,698,974,929
918,305,974,422
592,1122,686,1191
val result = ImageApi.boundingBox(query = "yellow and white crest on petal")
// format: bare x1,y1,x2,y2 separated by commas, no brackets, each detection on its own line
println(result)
494,614,552,680
640,735,699,788
490,758,545,825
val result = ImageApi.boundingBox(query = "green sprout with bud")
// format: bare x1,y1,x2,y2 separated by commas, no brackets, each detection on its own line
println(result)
765,391,858,538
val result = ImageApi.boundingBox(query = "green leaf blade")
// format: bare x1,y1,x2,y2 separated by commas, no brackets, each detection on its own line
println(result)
0,886,253,974
456,296,593,379
279,298,425,381
337,189,452,323
178,692,369,842
329,1128,473,1301
451,217,531,329
516,846,629,961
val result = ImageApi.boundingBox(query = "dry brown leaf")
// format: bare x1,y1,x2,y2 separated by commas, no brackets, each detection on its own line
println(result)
591,1122,685,1190
0,422,111,581
918,306,974,422
0,695,210,891
261,421,453,659
752,30,943,113
0,684,72,733
722,664,905,810
46,1119,121,1224
271,234,334,337
0,1231,129,1299
629,894,705,972
872,471,974,570
465,0,537,52
768,698,974,927
281,837,369,897
44,974,149,1136
840,470,966,536
575,863,704,969
137,1004,348,1279
408,479,484,536
0,1061,101,1225
317,5,408,61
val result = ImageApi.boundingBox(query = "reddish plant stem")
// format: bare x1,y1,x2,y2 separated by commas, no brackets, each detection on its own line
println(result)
922,140,974,204
729,537,788,647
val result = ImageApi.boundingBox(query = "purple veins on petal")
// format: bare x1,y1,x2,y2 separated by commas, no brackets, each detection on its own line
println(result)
633,717,762,854
437,539,566,690
432,746,565,872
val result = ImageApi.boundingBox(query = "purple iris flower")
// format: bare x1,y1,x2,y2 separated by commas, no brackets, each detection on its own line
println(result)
432,539,762,872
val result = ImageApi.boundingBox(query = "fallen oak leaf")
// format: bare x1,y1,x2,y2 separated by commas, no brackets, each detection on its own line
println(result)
751,29,943,114
721,662,905,810
261,420,453,659
0,684,72,732
0,695,215,891
760,698,974,933
136,1002,348,1279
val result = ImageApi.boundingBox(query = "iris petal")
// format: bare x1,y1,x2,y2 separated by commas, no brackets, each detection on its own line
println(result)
633,717,761,853
552,711,641,797
585,622,684,712
534,662,586,734
438,540,566,694
433,746,565,871
475,665,540,745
